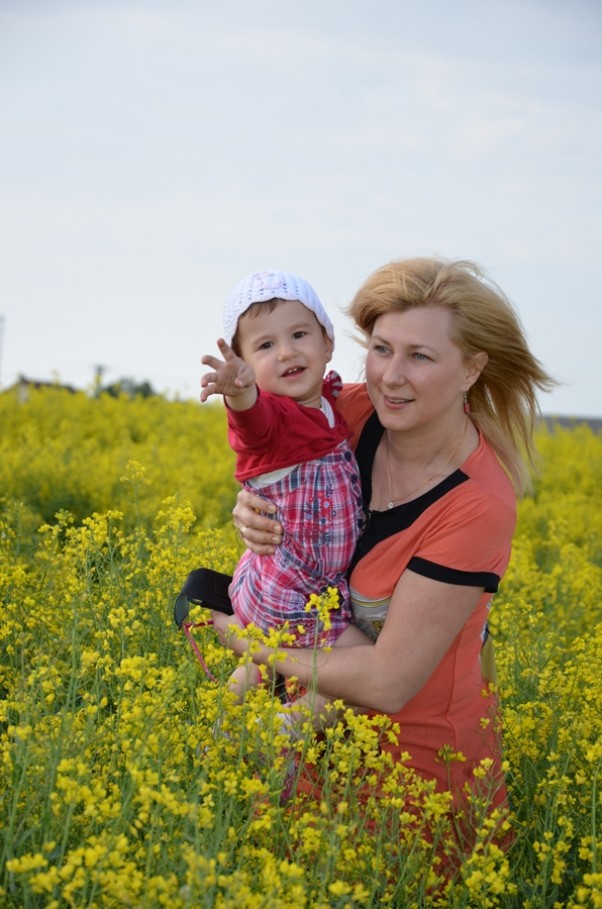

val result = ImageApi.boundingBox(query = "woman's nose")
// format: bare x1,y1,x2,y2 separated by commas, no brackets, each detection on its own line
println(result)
382,355,406,386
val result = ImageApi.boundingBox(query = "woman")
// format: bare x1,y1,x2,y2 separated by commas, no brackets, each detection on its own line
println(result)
211,257,554,829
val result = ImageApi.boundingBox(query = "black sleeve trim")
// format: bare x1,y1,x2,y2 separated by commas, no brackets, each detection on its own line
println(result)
408,556,500,593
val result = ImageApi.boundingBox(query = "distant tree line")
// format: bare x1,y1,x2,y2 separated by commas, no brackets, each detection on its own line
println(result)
100,377,157,399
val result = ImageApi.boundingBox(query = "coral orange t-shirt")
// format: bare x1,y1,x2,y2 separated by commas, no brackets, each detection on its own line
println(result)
336,384,517,809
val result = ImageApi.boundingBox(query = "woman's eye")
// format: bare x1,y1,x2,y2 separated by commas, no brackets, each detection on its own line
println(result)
373,344,389,354
412,352,430,361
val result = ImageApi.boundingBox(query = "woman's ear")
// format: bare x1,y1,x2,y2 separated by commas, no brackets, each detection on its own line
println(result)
465,351,488,389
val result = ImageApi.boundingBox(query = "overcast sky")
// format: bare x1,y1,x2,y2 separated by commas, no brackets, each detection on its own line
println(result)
1,0,601,416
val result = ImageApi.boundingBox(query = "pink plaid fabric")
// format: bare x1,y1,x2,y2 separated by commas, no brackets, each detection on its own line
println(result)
229,441,364,647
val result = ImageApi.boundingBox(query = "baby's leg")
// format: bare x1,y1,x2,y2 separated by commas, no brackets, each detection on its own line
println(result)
333,623,374,647
228,662,263,702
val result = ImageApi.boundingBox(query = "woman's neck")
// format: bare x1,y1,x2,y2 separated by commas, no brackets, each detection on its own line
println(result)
385,414,477,474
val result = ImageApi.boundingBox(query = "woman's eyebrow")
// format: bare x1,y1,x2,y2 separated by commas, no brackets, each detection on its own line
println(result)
371,333,438,354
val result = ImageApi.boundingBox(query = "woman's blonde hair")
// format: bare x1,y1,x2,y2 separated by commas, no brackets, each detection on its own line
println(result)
348,257,556,495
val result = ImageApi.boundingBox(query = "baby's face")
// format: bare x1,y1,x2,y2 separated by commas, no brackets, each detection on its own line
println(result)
238,299,333,408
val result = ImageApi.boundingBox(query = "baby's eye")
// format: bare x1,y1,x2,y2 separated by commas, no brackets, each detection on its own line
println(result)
258,340,274,350
292,330,307,340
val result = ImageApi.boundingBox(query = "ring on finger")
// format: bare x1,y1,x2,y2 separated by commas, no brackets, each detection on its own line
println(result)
237,524,249,538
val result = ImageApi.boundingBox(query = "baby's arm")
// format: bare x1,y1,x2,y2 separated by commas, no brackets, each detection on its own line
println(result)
200,338,257,411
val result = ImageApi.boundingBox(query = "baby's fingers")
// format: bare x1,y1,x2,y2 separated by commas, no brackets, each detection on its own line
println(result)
201,353,223,369
200,377,219,401
216,338,236,359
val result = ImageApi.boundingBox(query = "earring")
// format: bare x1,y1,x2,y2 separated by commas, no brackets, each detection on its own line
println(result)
463,392,470,415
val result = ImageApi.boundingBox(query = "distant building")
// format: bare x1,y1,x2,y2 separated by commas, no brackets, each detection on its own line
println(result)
3,374,79,403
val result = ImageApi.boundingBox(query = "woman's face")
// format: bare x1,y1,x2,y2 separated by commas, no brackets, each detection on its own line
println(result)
365,305,480,432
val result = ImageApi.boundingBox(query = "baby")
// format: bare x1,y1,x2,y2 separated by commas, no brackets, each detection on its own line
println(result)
201,271,367,730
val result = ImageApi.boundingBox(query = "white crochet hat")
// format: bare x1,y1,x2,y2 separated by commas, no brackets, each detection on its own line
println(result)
223,271,334,347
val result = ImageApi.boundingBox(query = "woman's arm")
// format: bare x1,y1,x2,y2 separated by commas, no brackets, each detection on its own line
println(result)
213,569,483,714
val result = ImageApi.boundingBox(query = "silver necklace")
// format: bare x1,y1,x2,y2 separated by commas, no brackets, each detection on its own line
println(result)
384,434,445,509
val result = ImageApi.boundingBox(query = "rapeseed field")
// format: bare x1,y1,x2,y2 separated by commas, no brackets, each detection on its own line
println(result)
1,387,601,908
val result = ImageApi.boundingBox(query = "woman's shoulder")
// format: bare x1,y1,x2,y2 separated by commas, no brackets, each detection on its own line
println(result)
462,432,517,513
335,384,374,450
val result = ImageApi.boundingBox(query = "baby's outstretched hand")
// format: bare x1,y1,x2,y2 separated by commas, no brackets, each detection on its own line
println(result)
200,338,256,402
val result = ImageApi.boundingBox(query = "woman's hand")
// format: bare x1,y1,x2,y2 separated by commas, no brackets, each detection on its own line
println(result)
233,488,283,555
